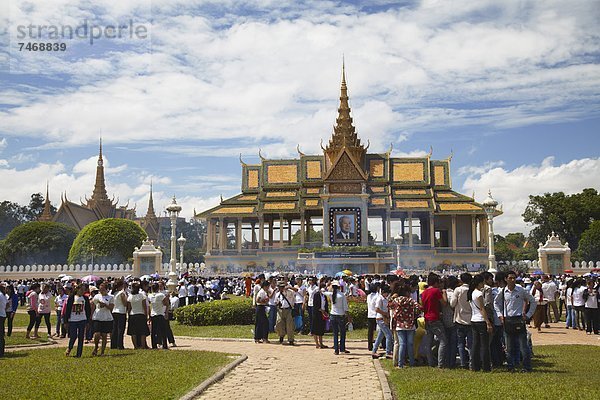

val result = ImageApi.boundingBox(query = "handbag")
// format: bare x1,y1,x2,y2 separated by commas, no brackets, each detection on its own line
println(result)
503,317,525,335
502,288,525,335
346,322,354,331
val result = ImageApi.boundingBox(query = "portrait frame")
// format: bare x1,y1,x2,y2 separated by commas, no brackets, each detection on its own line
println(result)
329,207,361,246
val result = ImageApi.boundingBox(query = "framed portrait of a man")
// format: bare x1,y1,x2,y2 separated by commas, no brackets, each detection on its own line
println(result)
329,207,361,246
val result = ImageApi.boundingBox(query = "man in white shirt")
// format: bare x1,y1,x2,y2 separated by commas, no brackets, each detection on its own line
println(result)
542,275,559,324
305,277,319,335
187,282,197,305
450,273,473,369
367,282,380,351
177,282,187,307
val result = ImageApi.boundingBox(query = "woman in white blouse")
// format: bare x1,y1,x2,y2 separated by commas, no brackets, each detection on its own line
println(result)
126,282,149,349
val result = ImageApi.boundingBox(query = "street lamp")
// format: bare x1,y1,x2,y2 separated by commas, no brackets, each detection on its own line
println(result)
177,233,187,276
482,190,499,274
394,233,402,271
90,246,95,266
166,196,182,292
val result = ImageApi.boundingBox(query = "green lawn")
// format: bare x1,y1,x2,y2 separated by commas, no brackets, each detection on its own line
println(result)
382,345,600,400
5,335,50,346
0,347,232,400
171,322,368,340
11,312,34,328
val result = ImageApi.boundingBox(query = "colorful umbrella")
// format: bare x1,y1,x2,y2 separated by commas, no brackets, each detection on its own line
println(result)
81,275,101,283
342,269,353,276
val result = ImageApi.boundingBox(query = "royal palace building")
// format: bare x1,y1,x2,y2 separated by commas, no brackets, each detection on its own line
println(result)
196,67,498,275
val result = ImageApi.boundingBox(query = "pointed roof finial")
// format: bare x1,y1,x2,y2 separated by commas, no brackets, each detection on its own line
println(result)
342,54,346,87
146,178,157,219
39,181,53,221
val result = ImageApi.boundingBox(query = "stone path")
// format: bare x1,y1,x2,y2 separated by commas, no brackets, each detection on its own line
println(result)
173,338,384,400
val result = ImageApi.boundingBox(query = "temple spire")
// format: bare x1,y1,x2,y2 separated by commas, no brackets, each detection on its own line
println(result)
90,137,109,202
39,181,53,221
146,180,157,219
324,60,366,170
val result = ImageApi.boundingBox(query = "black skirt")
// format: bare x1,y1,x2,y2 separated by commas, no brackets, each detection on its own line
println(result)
127,314,150,336
92,320,113,334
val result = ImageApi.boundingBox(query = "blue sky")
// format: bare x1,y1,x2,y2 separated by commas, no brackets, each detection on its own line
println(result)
0,0,599,235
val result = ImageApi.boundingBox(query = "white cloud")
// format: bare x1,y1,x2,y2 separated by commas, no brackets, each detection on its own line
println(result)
462,157,600,236
0,0,598,157
0,138,7,152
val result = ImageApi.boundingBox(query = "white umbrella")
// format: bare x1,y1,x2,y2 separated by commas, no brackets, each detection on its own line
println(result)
140,275,151,281
58,274,66,279
60,275,73,282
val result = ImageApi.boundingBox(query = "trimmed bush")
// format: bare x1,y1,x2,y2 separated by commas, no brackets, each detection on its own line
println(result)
348,299,368,329
174,296,369,328
68,218,146,264
1,221,77,265
175,298,255,326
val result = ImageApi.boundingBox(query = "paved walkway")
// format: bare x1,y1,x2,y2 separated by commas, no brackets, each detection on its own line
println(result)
175,339,384,400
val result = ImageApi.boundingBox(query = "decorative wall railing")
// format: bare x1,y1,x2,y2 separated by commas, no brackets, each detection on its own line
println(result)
497,260,600,271
0,262,206,278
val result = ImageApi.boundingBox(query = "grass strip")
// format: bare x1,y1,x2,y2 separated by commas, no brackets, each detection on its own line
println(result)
0,347,232,400
381,345,600,400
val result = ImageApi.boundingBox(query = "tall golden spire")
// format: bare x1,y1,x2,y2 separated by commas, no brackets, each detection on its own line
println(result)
90,137,109,203
39,181,53,221
146,180,157,219
324,60,366,169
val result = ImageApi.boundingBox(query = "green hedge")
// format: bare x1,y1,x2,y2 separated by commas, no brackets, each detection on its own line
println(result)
174,296,369,328
174,298,255,326
348,300,368,329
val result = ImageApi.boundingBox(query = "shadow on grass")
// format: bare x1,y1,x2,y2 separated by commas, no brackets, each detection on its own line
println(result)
1,352,30,359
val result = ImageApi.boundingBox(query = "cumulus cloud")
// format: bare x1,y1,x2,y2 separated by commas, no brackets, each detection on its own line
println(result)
0,0,598,157
462,157,600,236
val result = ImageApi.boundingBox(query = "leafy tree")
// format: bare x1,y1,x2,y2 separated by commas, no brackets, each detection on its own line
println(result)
523,188,600,252
158,218,206,263
494,233,537,262
576,220,600,261
291,228,323,245
68,218,147,264
0,193,57,239
0,201,29,239
0,221,77,265
27,193,56,220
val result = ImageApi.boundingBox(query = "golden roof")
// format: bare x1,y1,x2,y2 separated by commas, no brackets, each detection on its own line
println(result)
213,206,255,214
263,202,297,210
267,165,297,184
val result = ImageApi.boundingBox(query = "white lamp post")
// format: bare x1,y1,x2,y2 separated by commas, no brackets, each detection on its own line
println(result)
166,196,182,292
482,190,499,274
177,233,187,276
90,246,95,267
394,233,402,271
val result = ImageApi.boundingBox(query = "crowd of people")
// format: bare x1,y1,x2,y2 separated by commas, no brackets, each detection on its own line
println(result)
0,271,598,367
247,270,599,372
